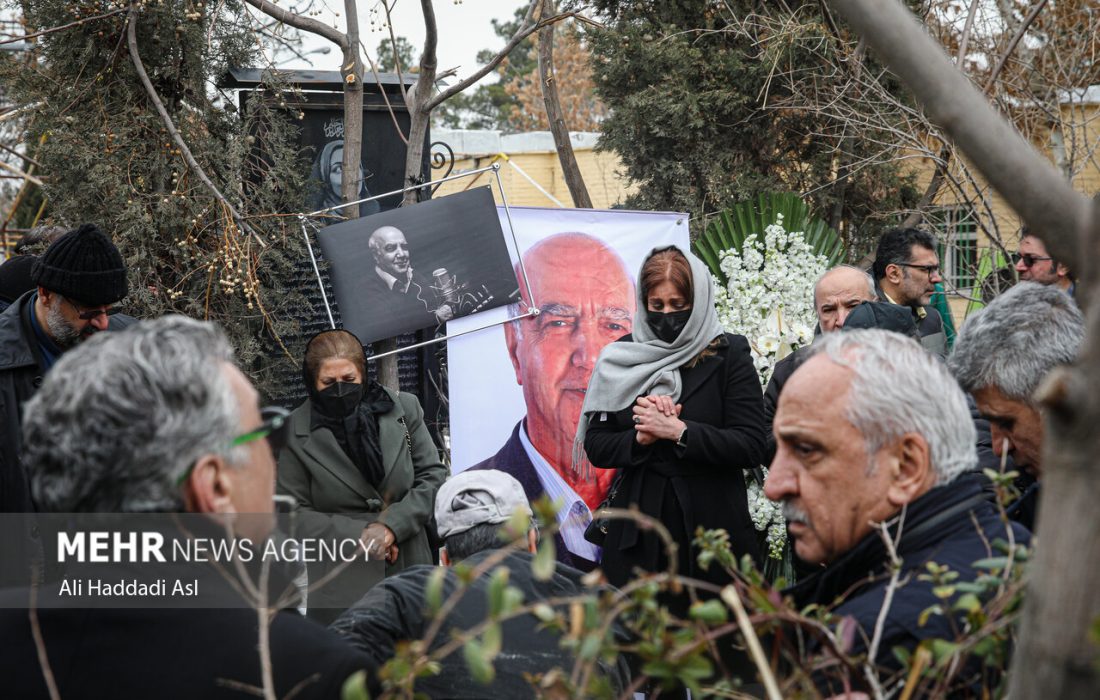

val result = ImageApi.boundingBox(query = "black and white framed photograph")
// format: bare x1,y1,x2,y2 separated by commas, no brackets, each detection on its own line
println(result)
315,186,520,344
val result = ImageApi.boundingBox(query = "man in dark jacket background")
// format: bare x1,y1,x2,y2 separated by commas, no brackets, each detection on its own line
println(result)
767,329,1030,693
0,223,135,514
872,227,948,356
949,281,1083,531
331,468,632,698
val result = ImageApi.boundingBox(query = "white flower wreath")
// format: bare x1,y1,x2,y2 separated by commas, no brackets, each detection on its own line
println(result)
714,213,829,560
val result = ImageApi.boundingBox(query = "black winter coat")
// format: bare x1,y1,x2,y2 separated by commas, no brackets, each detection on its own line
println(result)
0,556,374,699
330,550,632,698
584,333,767,593
0,291,136,514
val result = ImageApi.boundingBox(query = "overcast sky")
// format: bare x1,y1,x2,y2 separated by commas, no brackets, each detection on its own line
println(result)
279,0,527,88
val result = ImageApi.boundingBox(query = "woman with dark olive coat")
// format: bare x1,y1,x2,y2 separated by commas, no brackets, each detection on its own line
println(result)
579,246,766,603
278,329,447,623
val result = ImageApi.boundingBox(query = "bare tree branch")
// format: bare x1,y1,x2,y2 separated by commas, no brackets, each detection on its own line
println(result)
0,159,44,186
240,0,347,49
29,573,60,700
424,0,580,112
905,0,1049,228
825,0,1090,265
126,6,266,248
982,0,1049,93
0,6,128,46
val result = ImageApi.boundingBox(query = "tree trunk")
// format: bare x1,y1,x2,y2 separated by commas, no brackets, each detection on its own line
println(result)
402,0,438,209
824,1,1098,697
340,0,364,221
538,0,592,209
337,0,404,389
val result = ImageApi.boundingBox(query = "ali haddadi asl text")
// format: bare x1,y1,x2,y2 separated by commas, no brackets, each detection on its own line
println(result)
57,578,198,597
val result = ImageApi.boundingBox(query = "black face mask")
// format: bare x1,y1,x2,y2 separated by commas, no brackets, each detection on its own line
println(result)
316,381,364,418
647,309,692,343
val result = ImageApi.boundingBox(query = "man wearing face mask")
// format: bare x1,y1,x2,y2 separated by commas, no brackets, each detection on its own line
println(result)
277,329,448,624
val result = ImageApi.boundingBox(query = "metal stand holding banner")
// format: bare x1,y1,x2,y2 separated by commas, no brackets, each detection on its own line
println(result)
297,162,539,362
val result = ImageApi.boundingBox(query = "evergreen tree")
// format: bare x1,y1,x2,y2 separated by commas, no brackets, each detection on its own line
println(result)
1,1,312,396
374,35,418,74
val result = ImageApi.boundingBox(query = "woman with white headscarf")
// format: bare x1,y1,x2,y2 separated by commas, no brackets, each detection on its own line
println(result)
578,246,766,602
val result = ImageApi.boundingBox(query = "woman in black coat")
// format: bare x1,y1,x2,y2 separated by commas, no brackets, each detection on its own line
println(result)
579,246,766,600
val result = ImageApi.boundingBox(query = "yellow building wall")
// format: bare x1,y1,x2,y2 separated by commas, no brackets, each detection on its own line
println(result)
432,148,636,210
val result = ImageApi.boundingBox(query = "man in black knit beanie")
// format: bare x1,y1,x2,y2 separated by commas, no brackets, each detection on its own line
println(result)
0,223,136,514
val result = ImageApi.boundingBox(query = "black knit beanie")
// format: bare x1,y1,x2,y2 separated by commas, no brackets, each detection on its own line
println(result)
31,224,128,305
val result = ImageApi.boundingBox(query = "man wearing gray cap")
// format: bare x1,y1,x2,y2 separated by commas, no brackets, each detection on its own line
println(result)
331,469,631,697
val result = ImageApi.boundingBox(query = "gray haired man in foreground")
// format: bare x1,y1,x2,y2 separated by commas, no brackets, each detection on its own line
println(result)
0,315,375,699
769,329,1030,693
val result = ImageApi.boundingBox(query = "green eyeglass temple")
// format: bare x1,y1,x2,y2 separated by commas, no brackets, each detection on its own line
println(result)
176,407,289,486
231,408,290,447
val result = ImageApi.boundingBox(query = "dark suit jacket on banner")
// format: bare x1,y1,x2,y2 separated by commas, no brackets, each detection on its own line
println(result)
469,422,597,572
361,268,440,336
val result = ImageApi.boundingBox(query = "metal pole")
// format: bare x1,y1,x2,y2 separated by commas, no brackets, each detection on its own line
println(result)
367,310,538,362
492,162,539,317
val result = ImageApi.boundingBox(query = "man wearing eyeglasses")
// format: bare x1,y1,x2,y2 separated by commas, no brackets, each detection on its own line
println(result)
872,227,948,357
0,315,379,699
0,223,136,514
1013,229,1075,297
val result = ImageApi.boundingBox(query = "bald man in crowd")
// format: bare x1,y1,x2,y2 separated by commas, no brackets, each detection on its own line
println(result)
469,233,635,571
761,265,878,460
364,225,453,332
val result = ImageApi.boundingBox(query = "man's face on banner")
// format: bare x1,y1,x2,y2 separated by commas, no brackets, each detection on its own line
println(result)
505,234,635,471
369,226,411,278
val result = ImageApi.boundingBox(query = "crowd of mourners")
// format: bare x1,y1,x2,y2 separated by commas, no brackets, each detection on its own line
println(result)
0,221,1079,698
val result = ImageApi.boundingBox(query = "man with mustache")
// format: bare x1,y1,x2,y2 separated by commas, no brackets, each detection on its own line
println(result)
949,281,1082,530
872,227,948,356
766,329,1030,692
1012,229,1075,297
0,223,135,513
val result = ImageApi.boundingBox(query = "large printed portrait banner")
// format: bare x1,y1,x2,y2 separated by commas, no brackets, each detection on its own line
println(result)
315,187,520,345
447,207,690,507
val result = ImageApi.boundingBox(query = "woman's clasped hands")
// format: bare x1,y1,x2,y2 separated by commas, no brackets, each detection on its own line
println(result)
632,394,685,445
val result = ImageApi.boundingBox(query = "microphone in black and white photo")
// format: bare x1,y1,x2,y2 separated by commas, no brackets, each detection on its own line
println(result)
431,268,495,317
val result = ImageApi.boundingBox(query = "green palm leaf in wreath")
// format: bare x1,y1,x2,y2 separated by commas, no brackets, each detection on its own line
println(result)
695,192,846,286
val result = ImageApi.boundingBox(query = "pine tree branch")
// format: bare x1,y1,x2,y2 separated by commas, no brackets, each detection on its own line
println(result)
126,6,266,248
240,0,348,49
0,6,128,46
